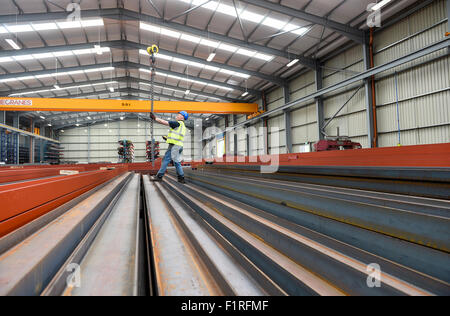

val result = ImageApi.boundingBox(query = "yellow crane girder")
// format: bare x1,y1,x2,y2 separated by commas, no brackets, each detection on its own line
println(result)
0,97,258,114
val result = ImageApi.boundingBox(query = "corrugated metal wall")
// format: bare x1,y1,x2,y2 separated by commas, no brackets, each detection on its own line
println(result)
60,119,193,163
244,0,448,153
374,0,450,147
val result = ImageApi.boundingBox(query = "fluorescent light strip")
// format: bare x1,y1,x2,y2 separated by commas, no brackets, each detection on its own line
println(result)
0,47,110,64
0,19,104,34
140,22,273,62
5,39,21,50
176,0,310,36
3,67,115,86
371,0,393,11
286,59,299,68
139,50,250,79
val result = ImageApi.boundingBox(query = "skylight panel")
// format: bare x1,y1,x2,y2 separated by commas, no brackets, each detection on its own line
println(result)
57,21,82,29
53,51,74,57
200,38,219,48
32,53,54,59
80,19,104,27
236,48,256,57
240,11,264,24
262,17,288,30
204,65,220,72
218,43,237,53
0,57,13,63
254,53,273,61
6,24,34,33
161,28,181,39
13,55,34,61
183,34,202,44
32,22,58,31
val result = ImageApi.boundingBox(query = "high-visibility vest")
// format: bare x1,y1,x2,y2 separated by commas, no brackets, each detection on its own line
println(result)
166,120,186,147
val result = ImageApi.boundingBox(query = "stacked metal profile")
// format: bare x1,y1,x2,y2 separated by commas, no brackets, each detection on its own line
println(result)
0,160,448,296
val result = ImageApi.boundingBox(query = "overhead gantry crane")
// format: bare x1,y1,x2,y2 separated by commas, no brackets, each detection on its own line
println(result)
0,97,258,115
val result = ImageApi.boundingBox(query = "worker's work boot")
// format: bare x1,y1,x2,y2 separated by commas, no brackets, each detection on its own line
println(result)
178,176,186,184
151,175,163,182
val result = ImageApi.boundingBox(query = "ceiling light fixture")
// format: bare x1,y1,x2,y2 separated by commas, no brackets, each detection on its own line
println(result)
109,87,115,92
241,91,249,97
286,59,299,68
54,85,61,90
40,116,46,119
5,39,21,50
207,52,216,62
371,0,393,11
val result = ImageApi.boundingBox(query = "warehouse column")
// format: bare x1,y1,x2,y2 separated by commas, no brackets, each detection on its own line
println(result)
363,33,377,148
233,115,238,156
30,119,35,163
315,65,325,140
283,85,293,154
0,111,5,124
13,113,19,164
225,115,230,156
246,123,251,157
87,126,91,163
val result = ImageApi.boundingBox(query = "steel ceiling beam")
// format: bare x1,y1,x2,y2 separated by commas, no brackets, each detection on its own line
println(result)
239,0,365,44
0,40,284,86
0,8,317,69
0,76,240,102
68,87,212,102
0,61,260,96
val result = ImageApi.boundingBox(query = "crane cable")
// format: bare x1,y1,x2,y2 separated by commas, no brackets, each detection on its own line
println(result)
147,45,159,167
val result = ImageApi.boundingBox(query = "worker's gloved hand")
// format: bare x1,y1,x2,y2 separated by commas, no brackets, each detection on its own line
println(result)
150,113,156,120
162,136,168,141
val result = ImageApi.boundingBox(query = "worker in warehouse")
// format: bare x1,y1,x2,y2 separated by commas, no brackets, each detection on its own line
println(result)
150,111,189,184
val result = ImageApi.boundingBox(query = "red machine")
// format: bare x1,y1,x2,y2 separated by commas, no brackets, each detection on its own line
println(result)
314,137,362,152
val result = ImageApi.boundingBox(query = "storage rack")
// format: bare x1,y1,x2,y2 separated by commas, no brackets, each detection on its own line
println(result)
19,146,30,164
118,140,135,163
0,129,7,163
44,141,64,165
0,129,18,164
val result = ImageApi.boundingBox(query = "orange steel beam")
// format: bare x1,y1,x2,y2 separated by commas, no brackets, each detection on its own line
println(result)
0,97,258,114
0,167,126,237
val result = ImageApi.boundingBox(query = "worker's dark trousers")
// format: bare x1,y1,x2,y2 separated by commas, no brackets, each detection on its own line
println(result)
157,144,184,178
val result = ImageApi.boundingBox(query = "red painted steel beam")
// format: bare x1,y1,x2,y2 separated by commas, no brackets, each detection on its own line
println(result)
0,167,84,184
195,143,450,168
0,167,127,237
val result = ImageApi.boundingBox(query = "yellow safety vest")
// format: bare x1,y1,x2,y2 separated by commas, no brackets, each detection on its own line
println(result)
167,121,186,147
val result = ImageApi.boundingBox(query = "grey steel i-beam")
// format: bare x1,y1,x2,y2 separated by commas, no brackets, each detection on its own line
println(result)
315,66,325,140
283,85,293,153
